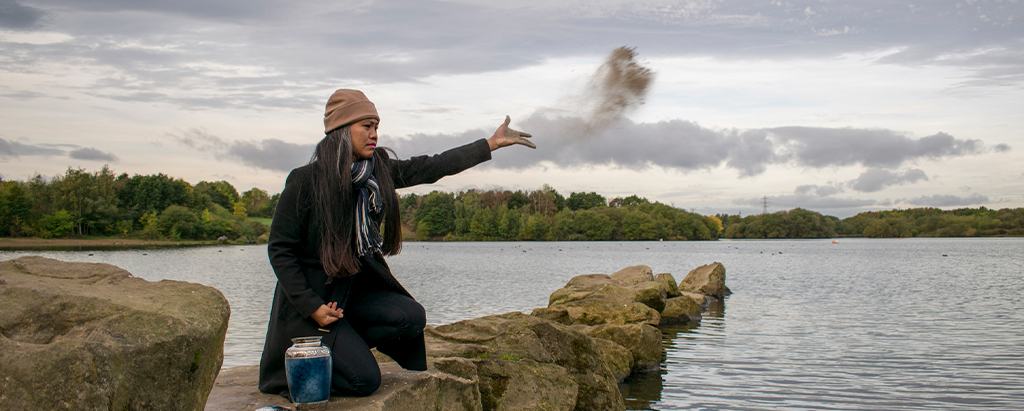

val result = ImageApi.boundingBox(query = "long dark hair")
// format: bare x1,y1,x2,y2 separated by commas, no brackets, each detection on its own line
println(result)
309,126,402,276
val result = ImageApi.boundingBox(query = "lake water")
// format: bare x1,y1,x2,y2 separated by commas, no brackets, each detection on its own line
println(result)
2,238,1022,410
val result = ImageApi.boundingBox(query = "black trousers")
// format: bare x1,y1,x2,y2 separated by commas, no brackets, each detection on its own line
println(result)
329,276,427,396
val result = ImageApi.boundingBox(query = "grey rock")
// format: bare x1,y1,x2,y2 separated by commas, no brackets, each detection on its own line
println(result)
680,262,731,298
0,256,229,411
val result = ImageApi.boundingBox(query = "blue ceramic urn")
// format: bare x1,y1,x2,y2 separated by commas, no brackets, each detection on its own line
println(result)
284,336,331,410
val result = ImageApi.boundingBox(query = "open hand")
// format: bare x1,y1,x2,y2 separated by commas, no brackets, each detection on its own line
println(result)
311,302,343,327
488,115,535,151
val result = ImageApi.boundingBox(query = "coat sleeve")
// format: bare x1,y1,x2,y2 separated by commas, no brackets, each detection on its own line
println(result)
392,139,492,189
267,168,324,319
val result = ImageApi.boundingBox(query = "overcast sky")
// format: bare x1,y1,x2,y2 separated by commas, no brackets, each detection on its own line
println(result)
1,0,1021,217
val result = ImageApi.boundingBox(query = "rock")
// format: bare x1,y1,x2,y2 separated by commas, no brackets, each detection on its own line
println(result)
0,256,229,411
475,359,578,411
532,299,661,327
609,265,654,287
206,362,481,411
654,273,682,298
680,262,731,298
585,336,634,382
433,356,577,411
628,281,667,312
680,291,714,309
549,282,635,306
574,324,662,373
660,296,703,325
426,312,624,411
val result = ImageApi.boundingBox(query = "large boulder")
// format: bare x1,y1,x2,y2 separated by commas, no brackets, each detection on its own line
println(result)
426,312,624,411
609,265,654,287
549,281,635,306
680,262,731,298
586,337,634,382
432,356,577,411
573,324,662,373
659,296,703,325
532,299,660,327
654,273,682,298
628,281,668,312
0,256,229,411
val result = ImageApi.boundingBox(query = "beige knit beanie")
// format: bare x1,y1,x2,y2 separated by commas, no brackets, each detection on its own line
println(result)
324,89,379,134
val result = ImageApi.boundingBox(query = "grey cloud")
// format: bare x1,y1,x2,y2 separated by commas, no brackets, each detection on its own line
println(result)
0,0,43,29
993,143,1011,153
223,139,313,172
388,113,998,176
169,127,225,150
0,137,65,158
901,193,989,207
794,184,844,197
848,168,928,193
68,146,118,162
3,0,1021,112
767,129,984,169
171,127,312,172
0,90,49,99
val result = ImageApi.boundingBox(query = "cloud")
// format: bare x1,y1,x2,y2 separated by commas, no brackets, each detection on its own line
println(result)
901,193,989,207
2,0,1021,112
767,129,983,169
223,139,312,172
993,143,1011,153
388,114,1001,176
848,168,928,193
68,147,118,162
0,0,44,29
795,183,844,197
0,137,65,158
170,127,312,172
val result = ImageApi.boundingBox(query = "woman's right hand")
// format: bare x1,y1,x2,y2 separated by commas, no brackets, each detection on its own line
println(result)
311,302,344,327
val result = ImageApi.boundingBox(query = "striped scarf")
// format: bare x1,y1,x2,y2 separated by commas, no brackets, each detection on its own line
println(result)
351,156,383,257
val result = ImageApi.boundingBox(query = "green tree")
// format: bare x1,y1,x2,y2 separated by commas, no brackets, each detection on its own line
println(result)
241,187,270,217
38,210,74,238
470,206,498,240
575,209,614,240
415,191,456,236
566,192,607,211
158,205,200,239
622,209,657,240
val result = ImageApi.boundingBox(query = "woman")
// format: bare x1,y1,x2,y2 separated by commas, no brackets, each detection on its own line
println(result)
258,89,533,397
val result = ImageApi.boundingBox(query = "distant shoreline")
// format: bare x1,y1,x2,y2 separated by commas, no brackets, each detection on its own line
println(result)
0,237,225,251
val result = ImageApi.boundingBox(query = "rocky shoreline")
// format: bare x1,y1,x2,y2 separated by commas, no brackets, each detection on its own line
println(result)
210,262,730,411
0,256,728,410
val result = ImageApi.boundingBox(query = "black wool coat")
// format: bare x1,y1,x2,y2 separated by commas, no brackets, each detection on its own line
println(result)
258,139,492,394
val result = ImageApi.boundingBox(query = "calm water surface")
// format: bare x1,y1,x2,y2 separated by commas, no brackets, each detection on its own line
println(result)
3,238,1022,410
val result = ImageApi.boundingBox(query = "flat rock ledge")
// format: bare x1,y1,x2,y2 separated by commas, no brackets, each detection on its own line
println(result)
206,362,480,411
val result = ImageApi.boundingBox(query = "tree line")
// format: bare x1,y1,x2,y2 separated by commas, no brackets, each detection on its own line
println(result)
401,187,723,241
4,166,1022,241
717,206,1024,238
0,166,276,241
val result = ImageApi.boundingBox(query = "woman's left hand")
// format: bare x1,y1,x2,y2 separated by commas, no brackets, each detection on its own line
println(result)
488,116,535,151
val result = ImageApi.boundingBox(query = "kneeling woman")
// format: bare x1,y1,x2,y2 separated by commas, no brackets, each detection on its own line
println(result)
258,89,533,397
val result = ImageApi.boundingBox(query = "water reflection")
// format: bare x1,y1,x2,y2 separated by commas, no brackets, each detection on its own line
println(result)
621,299,726,410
